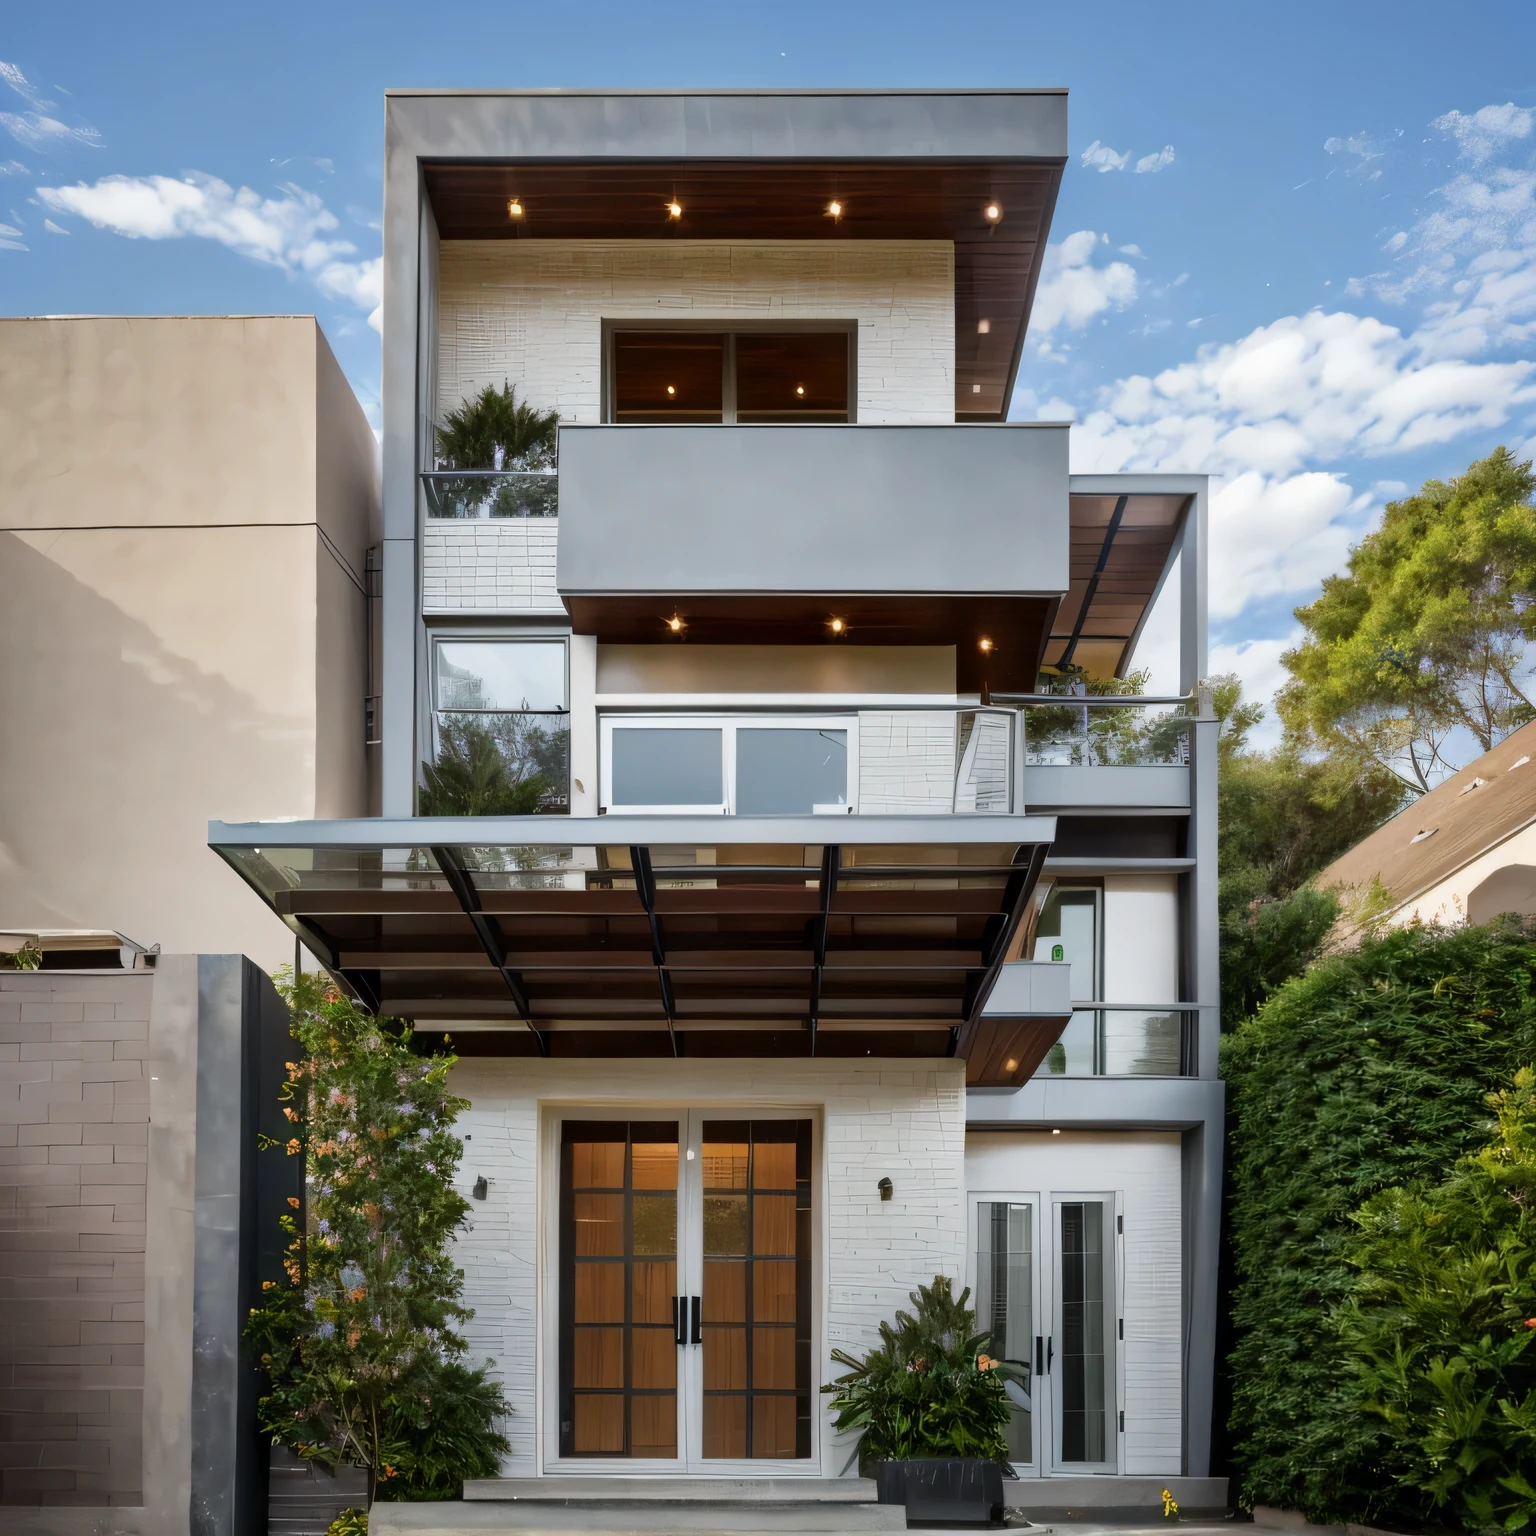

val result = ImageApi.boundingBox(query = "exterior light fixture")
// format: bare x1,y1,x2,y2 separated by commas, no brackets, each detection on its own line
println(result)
829,617,846,634
795,384,805,396
667,615,684,633
667,200,683,219
877,1177,893,1202
472,1176,489,1199
827,199,843,220
507,198,524,219
984,202,1003,222
1005,1058,1018,1073
978,637,994,654
973,384,982,394
1051,1129,1062,1136
666,384,676,397
977,318,991,335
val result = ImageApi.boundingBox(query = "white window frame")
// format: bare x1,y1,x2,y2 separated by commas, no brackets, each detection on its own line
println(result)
599,714,860,816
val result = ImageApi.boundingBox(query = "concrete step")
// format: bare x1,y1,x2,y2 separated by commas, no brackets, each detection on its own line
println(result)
373,1499,905,1535
465,1477,881,1503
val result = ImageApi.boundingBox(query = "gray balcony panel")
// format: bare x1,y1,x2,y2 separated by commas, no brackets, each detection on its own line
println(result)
1026,764,1191,811
556,424,1069,598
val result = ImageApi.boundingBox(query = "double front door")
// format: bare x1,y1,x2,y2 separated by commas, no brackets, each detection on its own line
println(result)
557,1113,815,1470
969,1193,1121,1475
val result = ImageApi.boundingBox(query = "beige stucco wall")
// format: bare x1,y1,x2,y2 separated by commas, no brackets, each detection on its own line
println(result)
0,317,380,973
436,240,957,429
1395,819,1536,928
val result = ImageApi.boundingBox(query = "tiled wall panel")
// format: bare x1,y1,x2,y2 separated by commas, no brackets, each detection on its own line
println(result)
421,520,562,615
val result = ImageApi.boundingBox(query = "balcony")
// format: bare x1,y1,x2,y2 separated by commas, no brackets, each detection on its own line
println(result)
1014,693,1196,811
421,471,561,616
556,423,1069,692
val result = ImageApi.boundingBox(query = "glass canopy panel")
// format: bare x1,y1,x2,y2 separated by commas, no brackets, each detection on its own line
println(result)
220,846,450,901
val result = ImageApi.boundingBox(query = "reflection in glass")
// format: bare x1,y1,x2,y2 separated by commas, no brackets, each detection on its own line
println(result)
735,729,848,814
613,333,725,423
735,333,849,423
435,642,566,713
1059,1202,1109,1463
975,1202,1033,1465
611,728,723,807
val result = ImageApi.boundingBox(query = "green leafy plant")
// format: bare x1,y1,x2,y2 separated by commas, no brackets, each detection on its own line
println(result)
435,382,558,471
326,1511,368,1536
0,936,42,970
1339,1067,1536,1535
821,1276,1016,1468
1224,920,1536,1524
245,970,510,1503
419,715,567,816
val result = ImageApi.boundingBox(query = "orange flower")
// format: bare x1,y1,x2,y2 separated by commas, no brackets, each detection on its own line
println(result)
976,1353,998,1371
287,1197,301,1210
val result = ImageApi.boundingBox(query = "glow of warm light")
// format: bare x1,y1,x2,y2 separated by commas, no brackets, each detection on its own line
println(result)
666,384,676,396
827,199,843,219
1051,1128,1062,1135
978,637,994,653
984,202,1002,221
795,384,805,396
829,617,846,634
667,616,684,632
507,198,524,219
1005,1058,1018,1073
667,200,683,219
977,318,991,334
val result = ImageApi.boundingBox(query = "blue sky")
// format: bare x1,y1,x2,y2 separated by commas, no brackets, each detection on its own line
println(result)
4,0,1535,731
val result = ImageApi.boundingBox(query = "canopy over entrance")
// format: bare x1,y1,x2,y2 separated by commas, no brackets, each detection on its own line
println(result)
208,814,1062,1086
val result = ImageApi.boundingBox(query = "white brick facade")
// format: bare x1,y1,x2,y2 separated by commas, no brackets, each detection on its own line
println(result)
446,1056,967,1474
421,519,562,615
435,240,957,428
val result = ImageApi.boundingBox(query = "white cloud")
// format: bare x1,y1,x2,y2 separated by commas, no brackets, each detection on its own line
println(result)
1118,243,1145,257
42,217,65,234
1434,102,1535,163
0,159,25,176
1031,229,1138,335
36,171,383,331
0,60,99,155
1135,146,1175,174
0,217,26,252
1080,140,1130,173
1209,633,1300,746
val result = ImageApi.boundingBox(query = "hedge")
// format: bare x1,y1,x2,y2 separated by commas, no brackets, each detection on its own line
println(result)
1224,921,1536,1524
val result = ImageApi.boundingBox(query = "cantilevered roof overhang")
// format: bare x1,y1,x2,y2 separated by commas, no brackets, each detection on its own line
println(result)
209,814,1058,1084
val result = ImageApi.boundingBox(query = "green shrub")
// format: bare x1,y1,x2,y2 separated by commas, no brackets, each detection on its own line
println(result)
821,1276,1016,1467
246,971,510,1503
1339,1068,1536,1534
1224,921,1536,1523
435,381,558,471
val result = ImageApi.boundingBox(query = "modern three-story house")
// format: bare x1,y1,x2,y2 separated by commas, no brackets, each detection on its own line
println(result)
210,88,1223,1512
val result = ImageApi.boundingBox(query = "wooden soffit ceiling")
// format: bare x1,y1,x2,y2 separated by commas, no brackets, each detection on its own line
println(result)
422,158,1065,421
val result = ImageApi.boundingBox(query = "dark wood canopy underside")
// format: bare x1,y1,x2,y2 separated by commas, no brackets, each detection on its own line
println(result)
216,832,1064,1086
423,159,1064,421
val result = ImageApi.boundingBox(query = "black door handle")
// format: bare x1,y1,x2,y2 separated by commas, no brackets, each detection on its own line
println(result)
1035,1336,1043,1375
673,1296,685,1347
690,1295,702,1345
1048,1336,1054,1372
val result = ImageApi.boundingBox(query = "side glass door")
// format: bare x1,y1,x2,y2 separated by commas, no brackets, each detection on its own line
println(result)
1051,1197,1118,1473
972,1198,1042,1475
683,1115,815,1469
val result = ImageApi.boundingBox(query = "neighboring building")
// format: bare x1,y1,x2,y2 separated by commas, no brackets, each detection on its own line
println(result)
1317,718,1536,932
209,90,1224,1509
0,316,381,974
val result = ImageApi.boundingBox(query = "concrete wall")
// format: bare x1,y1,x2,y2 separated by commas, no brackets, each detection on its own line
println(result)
435,241,956,429
0,318,381,973
594,644,956,697
447,1057,967,1474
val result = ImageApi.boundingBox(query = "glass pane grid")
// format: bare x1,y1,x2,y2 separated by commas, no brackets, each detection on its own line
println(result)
976,1202,1033,1466
701,1121,812,1460
1059,1202,1108,1465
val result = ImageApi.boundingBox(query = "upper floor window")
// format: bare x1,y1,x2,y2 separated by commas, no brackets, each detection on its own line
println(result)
609,329,851,424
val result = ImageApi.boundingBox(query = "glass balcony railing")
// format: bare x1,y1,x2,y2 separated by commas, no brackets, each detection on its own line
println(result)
422,470,558,519
1013,694,1193,767
423,709,570,814
1038,1005,1194,1077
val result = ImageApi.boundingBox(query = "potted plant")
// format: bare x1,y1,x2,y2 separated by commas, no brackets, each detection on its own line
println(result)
822,1276,1017,1525
433,382,559,518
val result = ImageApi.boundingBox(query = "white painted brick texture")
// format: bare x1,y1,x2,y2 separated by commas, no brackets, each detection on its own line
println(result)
421,520,562,615
437,241,956,427
446,1057,966,1474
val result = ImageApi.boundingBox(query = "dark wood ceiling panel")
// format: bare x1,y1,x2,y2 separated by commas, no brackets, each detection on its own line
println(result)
423,158,1064,420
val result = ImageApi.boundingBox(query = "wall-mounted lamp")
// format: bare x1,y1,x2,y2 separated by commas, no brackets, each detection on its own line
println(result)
666,200,683,220
472,1176,489,1200
877,1177,894,1202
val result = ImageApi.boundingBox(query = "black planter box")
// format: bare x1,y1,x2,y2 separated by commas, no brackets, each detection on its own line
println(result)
873,1458,1006,1524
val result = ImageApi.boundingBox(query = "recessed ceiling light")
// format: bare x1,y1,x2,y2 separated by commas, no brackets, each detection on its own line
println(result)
667,200,683,219
972,384,982,394
667,615,684,633
978,637,994,653
977,318,991,334
1005,1058,1018,1072
984,202,1003,222
827,199,843,219
666,384,676,396
1051,1128,1061,1135
829,617,846,634
507,198,524,219
795,384,805,396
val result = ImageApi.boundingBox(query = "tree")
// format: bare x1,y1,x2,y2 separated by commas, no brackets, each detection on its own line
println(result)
1340,1065,1536,1535
435,382,558,471
1211,674,1403,1027
1280,448,1536,795
246,972,511,1504
419,714,567,816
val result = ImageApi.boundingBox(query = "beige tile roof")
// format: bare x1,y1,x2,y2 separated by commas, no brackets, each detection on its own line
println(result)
1315,718,1536,910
